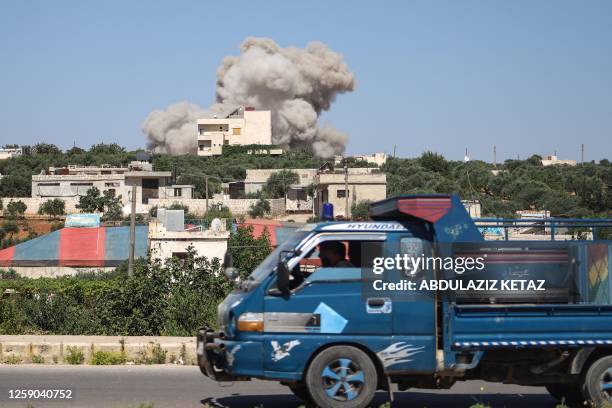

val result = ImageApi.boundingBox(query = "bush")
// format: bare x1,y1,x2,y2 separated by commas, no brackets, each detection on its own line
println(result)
248,198,271,218
351,200,371,220
0,246,252,336
65,346,84,365
31,354,45,364
38,198,65,217
5,200,27,218
90,350,127,365
4,355,21,364
136,343,167,364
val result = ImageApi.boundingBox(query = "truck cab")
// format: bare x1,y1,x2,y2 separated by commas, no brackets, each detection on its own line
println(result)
198,194,612,408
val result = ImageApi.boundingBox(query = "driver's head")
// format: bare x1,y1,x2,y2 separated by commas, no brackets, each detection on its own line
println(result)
318,241,346,267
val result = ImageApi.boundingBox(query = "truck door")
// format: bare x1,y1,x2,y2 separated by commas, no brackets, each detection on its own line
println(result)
262,233,391,376
386,235,437,373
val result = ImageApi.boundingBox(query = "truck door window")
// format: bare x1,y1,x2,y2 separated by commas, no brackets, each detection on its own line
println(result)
277,234,386,293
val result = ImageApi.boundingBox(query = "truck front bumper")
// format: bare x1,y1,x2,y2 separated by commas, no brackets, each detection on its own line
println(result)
196,326,259,381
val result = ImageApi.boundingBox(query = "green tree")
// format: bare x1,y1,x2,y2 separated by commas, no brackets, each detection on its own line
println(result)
76,187,105,213
248,198,271,218
31,143,62,155
263,170,299,199
228,225,272,278
38,199,66,217
351,200,371,220
5,200,27,218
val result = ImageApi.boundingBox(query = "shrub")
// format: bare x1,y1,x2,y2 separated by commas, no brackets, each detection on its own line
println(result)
31,354,45,364
38,198,65,217
4,354,21,364
5,200,27,218
137,343,167,364
248,198,270,218
90,350,127,365
65,346,85,365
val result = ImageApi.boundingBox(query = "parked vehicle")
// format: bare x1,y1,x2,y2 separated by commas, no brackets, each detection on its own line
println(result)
198,194,612,408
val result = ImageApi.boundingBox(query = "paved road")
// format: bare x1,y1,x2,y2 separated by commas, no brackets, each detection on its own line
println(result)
0,364,558,408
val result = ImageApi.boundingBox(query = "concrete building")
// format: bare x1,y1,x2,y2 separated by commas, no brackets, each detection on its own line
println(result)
148,210,229,261
31,162,193,209
242,169,317,195
197,107,272,156
462,200,482,218
541,155,577,166
0,147,22,160
334,152,387,167
314,166,387,219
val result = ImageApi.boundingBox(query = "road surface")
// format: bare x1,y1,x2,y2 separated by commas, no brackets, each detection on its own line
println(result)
0,364,558,408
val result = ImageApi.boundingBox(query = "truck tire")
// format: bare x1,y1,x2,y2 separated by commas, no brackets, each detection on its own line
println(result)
545,383,583,405
582,355,612,407
305,346,377,408
287,383,312,402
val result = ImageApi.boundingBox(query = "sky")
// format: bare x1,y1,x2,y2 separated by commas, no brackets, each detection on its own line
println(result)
0,0,610,161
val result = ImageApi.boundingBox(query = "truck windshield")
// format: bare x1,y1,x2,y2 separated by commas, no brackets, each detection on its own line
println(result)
247,230,311,283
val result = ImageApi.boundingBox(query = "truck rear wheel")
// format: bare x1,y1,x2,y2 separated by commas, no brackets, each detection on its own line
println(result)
582,355,612,407
305,346,377,408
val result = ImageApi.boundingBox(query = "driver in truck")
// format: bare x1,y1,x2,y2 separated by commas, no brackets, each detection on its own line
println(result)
318,241,355,268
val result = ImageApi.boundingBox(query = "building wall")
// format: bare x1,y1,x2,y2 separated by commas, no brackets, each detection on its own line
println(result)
197,110,272,156
315,171,387,218
147,197,286,217
242,110,272,145
1,197,81,215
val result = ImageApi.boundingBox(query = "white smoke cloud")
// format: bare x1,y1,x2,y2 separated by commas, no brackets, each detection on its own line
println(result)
142,37,356,158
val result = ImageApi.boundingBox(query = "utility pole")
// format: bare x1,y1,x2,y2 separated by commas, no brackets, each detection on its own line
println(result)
205,175,209,214
393,145,397,158
344,165,349,219
127,184,137,277
493,145,497,167
581,144,585,163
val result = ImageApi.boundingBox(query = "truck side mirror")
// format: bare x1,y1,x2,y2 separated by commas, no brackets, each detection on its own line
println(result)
276,260,291,296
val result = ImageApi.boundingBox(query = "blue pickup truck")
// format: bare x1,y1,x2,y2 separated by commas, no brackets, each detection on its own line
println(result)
198,194,612,408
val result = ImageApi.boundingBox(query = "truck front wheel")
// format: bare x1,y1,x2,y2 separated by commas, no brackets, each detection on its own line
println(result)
582,355,612,406
305,346,377,408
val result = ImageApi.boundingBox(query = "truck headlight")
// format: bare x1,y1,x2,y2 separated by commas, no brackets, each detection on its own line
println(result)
236,312,264,332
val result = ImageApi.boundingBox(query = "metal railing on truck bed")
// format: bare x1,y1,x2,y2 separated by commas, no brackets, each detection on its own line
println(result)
473,218,612,241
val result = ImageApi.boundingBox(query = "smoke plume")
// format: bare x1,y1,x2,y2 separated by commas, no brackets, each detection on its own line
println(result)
142,37,356,157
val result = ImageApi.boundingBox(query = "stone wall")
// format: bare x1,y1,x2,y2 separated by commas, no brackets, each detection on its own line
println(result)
147,198,286,217
0,197,81,216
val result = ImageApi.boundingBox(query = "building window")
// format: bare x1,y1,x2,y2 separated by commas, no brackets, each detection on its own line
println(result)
337,189,349,198
172,252,188,260
70,182,94,186
174,188,182,197
232,127,241,135
39,182,60,186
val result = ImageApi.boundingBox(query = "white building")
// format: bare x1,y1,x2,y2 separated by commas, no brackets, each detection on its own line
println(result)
148,210,229,261
0,147,23,160
197,107,272,156
541,155,576,167
334,152,387,167
31,162,193,209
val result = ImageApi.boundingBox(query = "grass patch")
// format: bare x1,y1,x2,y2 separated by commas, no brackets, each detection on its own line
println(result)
90,350,127,365
65,346,84,365
4,354,21,364
31,354,45,364
136,343,167,365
